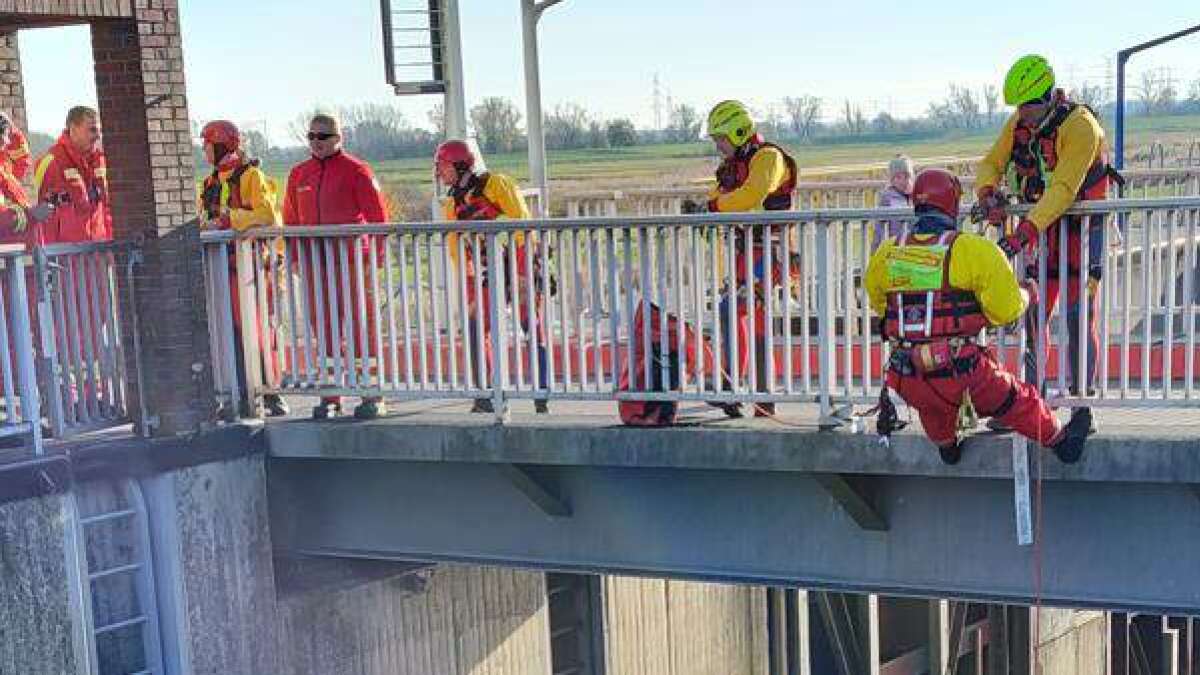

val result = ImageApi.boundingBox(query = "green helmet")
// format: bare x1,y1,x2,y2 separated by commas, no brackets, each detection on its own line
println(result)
706,100,756,146
1004,54,1055,106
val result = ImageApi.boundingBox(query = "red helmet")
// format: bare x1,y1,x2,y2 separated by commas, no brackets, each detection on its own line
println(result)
201,120,241,151
435,140,475,172
912,168,963,218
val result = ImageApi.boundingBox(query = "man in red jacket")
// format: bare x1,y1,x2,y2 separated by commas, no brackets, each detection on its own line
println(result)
33,106,112,244
283,113,390,420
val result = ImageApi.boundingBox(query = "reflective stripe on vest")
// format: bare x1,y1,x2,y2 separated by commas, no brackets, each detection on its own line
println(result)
883,231,988,340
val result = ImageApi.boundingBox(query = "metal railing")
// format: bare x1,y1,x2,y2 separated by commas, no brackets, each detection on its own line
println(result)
202,196,1200,423
34,242,135,439
0,245,42,452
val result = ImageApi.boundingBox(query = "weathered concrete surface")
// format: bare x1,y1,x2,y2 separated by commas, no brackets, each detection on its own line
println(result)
602,576,767,675
145,454,281,673
265,401,1200,485
1037,609,1107,675
277,564,552,675
0,494,79,675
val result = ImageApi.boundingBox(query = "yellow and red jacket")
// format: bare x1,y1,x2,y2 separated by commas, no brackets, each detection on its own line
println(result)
200,157,280,232
2,126,31,182
443,172,530,278
976,97,1108,232
706,135,797,213
866,217,1026,338
33,133,111,243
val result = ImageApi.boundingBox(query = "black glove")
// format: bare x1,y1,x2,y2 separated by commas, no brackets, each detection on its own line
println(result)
680,199,706,215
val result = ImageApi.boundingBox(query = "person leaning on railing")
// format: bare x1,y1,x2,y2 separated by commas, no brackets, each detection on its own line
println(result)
864,168,1092,465
975,55,1120,433
198,120,290,419
684,99,799,418
436,139,551,415
282,113,390,421
871,155,914,252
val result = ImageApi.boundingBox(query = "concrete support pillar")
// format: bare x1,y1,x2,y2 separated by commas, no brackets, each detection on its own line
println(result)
90,0,215,436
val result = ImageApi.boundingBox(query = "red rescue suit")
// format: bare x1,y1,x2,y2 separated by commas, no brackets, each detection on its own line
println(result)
880,227,1061,449
33,133,112,244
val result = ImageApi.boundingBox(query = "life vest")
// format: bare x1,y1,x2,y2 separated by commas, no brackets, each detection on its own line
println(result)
1006,100,1112,205
449,172,504,222
714,135,798,211
882,231,989,342
201,159,259,227
617,302,714,427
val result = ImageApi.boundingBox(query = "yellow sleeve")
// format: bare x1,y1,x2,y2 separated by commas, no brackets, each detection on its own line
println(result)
32,154,55,196
482,173,531,220
1027,109,1103,231
975,113,1017,198
946,233,1025,326
482,172,529,247
864,242,894,316
712,147,787,213
229,168,280,231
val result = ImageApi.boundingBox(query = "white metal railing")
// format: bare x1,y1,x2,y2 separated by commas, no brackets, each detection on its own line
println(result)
34,242,135,439
0,245,42,452
201,196,1200,423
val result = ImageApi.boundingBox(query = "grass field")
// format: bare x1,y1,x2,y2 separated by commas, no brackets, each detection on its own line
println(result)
249,114,1199,217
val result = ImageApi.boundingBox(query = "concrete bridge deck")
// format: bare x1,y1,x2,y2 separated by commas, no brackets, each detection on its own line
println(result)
260,399,1200,615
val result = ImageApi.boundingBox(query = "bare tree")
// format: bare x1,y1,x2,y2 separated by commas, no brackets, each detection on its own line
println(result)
667,104,702,143
982,85,1000,124
241,128,270,159
427,102,445,138
1135,71,1164,116
782,95,822,140
606,118,637,147
871,112,897,134
544,102,591,149
1070,82,1106,112
841,100,866,135
470,97,523,154
949,84,981,129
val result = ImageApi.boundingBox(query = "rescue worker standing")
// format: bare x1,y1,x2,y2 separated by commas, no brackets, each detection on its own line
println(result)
698,100,798,418
33,106,112,244
436,139,550,414
865,168,1091,464
199,120,289,418
283,113,390,420
0,113,53,246
976,55,1115,428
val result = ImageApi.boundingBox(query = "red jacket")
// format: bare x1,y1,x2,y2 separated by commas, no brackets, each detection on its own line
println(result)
3,127,32,182
33,134,112,244
282,151,387,226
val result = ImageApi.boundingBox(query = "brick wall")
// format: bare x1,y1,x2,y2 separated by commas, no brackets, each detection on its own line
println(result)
0,31,27,132
92,0,214,435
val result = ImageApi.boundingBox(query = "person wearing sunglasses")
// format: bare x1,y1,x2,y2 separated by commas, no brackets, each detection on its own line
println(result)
282,113,390,420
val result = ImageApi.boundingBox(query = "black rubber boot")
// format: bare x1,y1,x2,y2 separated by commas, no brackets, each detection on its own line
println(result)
707,401,744,419
1051,407,1093,464
311,397,342,420
263,394,290,418
938,442,964,466
353,397,386,420
534,399,550,414
471,398,494,414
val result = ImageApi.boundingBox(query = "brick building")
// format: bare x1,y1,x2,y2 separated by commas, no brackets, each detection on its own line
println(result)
0,0,212,435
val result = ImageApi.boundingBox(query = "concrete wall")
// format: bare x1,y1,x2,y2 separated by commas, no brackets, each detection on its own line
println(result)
277,564,552,675
0,493,80,675
602,576,767,675
1037,609,1107,675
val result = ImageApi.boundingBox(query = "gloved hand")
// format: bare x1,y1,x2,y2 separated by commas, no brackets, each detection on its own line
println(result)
680,199,707,215
27,202,55,226
999,219,1039,258
976,186,1008,225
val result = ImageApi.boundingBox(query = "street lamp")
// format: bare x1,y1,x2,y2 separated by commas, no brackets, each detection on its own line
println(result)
521,0,567,216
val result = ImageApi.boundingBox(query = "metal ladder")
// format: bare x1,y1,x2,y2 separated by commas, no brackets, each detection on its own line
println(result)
380,0,448,94
547,573,606,675
70,478,166,675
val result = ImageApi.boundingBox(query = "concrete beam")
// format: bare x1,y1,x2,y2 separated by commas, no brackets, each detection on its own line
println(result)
268,456,1200,614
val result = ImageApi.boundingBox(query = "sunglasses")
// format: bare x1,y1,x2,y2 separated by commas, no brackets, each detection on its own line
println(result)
307,132,337,141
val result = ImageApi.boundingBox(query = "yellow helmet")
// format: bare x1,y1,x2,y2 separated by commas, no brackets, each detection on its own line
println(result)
1004,54,1055,106
706,100,756,146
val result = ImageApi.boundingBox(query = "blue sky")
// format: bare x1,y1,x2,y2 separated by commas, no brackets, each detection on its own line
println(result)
15,1,1200,143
